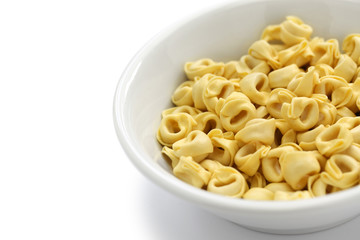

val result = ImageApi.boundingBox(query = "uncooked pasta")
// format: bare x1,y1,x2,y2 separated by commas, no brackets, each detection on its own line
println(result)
157,16,360,201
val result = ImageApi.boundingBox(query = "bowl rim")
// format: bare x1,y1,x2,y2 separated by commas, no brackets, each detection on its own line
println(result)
113,0,360,213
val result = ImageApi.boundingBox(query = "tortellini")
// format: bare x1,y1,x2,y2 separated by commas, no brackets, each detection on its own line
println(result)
184,59,224,80
261,143,301,183
287,66,320,97
340,143,360,162
268,64,301,88
157,16,360,201
320,154,360,189
307,174,340,197
206,163,249,198
343,34,360,64
262,16,313,46
297,124,326,151
278,40,314,67
173,156,211,188
248,172,267,188
315,124,353,157
203,75,236,112
207,129,239,166
239,72,271,105
266,88,296,119
223,55,271,79
235,118,276,145
333,54,357,82
162,106,201,118
157,113,196,146
217,92,257,132
265,182,294,193
280,97,319,131
309,38,340,67
193,112,222,133
234,141,270,176
249,40,281,69
280,151,320,190
312,94,337,126
172,81,194,106
172,130,213,162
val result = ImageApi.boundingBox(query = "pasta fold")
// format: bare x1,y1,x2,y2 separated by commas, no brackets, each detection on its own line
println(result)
307,174,339,197
330,86,352,108
172,81,194,106
315,124,353,157
262,16,313,46
218,92,256,133
261,143,301,183
243,188,274,200
333,54,357,82
309,38,340,67
320,154,360,189
312,94,337,126
207,166,248,198
184,59,224,80
173,130,213,162
278,40,314,67
235,118,276,145
223,55,271,79
239,55,271,75
313,63,334,77
162,146,180,168
314,75,348,101
281,97,319,131
335,117,360,144
287,66,320,97
336,106,356,120
248,40,281,69
256,105,270,119
161,106,201,118
248,172,267,188
274,190,312,200
265,182,294,193
157,113,196,146
266,88,296,119
173,156,211,188
268,64,301,88
193,112,222,134
239,72,271,105
192,74,214,110
234,141,271,176
343,34,360,63
297,124,326,151
261,24,281,43
345,78,360,112
203,75,236,113
207,129,239,166
223,61,246,79
280,151,320,190
200,159,224,173
340,143,360,162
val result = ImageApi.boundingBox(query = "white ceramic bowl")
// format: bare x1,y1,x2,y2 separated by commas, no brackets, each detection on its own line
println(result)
114,0,360,234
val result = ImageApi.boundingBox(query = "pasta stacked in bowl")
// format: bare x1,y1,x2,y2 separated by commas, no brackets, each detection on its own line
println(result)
156,16,360,201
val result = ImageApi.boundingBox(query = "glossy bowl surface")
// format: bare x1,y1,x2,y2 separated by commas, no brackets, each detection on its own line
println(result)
114,0,360,234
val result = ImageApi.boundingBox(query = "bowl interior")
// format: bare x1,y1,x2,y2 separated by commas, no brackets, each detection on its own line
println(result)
115,0,360,211
114,0,360,233
119,0,360,173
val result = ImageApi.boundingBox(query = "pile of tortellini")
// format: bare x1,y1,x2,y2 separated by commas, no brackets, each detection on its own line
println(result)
156,16,360,201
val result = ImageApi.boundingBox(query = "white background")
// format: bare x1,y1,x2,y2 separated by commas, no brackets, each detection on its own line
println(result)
0,0,358,239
